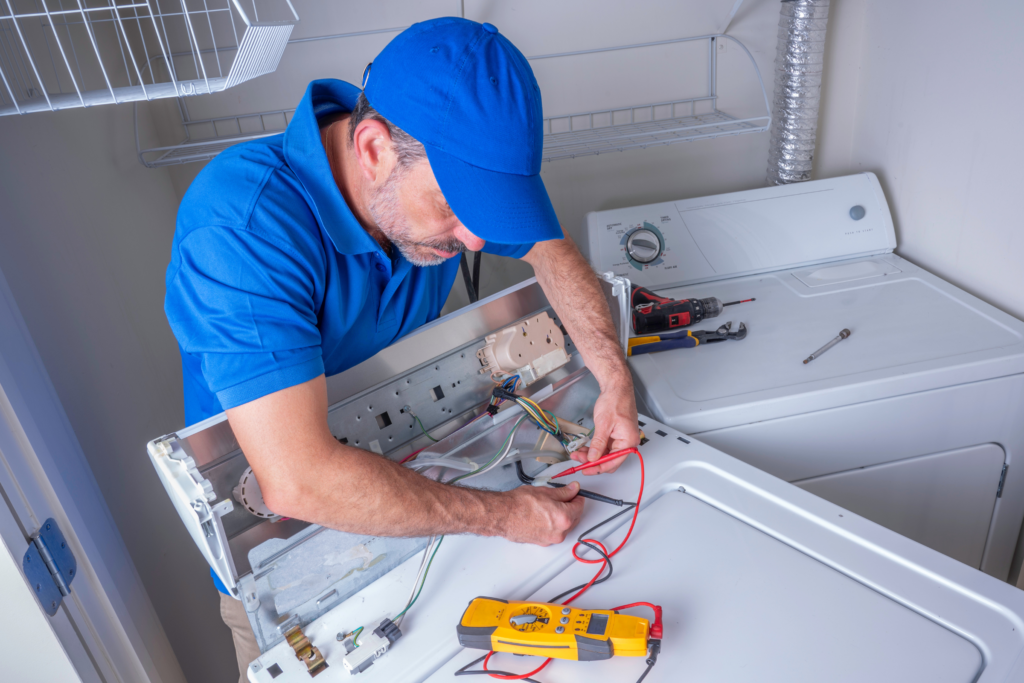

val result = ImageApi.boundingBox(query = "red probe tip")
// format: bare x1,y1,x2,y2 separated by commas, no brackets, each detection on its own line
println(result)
551,448,640,479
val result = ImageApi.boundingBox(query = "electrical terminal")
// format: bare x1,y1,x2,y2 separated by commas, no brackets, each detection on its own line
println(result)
342,618,402,675
563,433,590,454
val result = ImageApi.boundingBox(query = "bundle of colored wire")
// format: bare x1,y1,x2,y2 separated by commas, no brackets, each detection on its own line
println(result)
513,395,561,439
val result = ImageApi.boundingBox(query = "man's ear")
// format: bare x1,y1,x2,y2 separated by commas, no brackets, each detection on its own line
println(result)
350,119,395,184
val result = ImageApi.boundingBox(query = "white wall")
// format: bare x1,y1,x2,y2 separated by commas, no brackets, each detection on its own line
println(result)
817,0,1024,321
0,103,237,682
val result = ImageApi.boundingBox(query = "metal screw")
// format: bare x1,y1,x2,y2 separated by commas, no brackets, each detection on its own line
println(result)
555,626,564,634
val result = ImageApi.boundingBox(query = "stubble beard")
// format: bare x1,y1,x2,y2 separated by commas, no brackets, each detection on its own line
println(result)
368,166,464,267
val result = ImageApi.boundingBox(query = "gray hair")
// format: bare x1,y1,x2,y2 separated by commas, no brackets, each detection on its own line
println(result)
348,92,427,168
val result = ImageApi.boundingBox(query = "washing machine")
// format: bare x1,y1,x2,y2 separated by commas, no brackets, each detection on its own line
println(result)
581,172,1024,582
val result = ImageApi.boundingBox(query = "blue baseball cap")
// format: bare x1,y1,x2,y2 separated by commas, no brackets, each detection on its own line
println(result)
364,17,562,245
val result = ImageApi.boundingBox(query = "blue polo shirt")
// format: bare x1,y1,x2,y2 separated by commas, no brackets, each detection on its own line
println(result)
165,79,535,428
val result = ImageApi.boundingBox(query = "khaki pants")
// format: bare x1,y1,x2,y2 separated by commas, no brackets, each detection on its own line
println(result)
220,592,262,683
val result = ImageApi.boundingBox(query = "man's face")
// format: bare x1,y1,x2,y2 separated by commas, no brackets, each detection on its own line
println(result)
368,158,485,267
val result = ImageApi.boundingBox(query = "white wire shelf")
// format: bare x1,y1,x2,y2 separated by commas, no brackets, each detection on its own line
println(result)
137,104,291,166
136,32,771,168
543,103,765,162
0,0,298,117
535,34,770,161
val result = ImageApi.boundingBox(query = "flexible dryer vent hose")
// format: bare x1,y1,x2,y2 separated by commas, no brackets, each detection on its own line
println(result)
766,0,831,185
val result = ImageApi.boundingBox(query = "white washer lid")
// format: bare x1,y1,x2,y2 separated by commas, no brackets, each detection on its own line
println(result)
437,488,983,682
248,417,1024,683
631,256,1024,428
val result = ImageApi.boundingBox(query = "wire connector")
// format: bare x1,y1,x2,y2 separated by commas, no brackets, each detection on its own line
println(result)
342,618,402,675
491,386,520,402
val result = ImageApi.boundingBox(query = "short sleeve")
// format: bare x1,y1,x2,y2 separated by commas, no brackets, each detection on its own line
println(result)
482,241,536,258
165,226,326,410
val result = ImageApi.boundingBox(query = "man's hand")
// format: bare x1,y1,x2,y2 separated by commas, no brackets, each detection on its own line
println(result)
571,383,640,475
502,482,585,545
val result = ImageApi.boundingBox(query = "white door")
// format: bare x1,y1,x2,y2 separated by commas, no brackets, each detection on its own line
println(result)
0,267,185,683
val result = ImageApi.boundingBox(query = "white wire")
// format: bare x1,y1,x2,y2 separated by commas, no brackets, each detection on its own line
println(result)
405,458,479,473
396,534,437,628
451,418,533,484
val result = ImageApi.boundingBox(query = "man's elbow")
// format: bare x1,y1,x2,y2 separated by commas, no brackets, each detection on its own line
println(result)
259,477,307,520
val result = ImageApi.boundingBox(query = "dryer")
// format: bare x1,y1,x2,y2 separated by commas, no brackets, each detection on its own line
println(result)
582,173,1024,582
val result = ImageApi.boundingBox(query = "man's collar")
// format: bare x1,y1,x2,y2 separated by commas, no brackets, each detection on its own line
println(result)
284,79,381,256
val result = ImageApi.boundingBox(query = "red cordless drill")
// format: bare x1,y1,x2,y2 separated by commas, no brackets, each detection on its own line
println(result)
631,284,754,335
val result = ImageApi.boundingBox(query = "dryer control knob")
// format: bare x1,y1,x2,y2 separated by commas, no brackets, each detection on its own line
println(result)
626,228,662,264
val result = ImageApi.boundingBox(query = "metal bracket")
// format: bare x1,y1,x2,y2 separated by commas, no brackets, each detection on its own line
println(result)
22,518,77,617
285,625,328,677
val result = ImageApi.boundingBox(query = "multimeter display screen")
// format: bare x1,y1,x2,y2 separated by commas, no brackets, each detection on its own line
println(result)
586,614,609,636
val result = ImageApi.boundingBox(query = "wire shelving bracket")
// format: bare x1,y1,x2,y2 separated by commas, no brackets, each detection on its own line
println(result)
136,32,770,168
0,0,298,117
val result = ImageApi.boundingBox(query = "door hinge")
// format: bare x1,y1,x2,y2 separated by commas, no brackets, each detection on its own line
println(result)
22,518,77,616
997,464,1009,498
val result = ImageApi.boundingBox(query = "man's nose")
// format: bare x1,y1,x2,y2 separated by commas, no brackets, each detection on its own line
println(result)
453,224,485,252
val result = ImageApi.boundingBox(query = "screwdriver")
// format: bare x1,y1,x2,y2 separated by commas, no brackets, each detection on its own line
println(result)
803,328,852,364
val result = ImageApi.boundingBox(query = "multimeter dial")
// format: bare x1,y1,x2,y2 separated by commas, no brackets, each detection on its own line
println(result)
508,605,550,632
625,228,662,264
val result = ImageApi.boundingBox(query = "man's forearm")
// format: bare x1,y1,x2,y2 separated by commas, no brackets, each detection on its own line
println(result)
269,440,510,537
524,237,631,391
226,375,583,545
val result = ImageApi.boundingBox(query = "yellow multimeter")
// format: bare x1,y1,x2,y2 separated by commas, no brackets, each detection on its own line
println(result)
456,597,650,661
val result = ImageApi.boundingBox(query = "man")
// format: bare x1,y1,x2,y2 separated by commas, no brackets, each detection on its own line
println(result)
165,17,638,680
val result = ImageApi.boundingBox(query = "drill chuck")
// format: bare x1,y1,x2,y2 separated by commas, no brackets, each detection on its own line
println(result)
697,297,723,320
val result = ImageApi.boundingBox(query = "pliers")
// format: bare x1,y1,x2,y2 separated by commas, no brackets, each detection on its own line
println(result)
627,321,747,357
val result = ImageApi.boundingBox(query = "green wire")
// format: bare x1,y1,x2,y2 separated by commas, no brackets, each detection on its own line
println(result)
415,415,439,442
351,626,363,646
448,416,526,485
396,536,444,620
